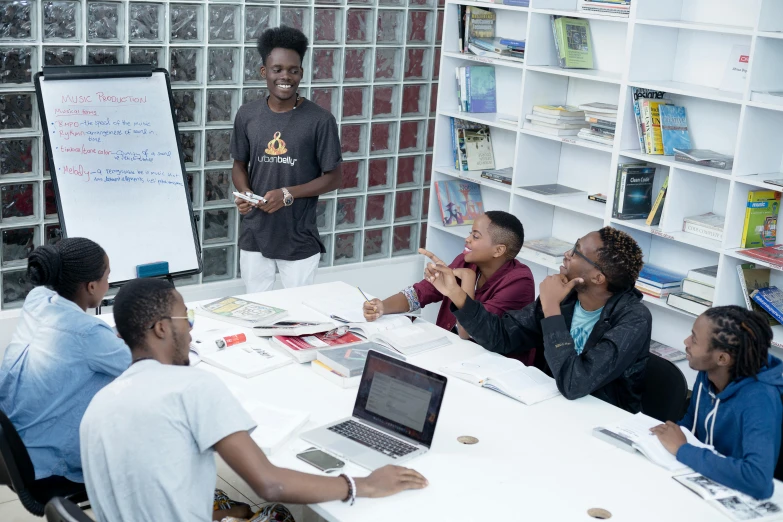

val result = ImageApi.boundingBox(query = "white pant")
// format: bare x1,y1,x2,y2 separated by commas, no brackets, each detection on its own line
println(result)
240,250,320,293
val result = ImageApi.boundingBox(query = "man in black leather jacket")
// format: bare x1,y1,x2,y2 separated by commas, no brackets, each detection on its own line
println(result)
425,227,650,413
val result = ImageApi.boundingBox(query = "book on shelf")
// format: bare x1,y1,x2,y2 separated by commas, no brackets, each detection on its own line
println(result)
751,287,783,324
196,296,288,327
649,340,686,363
465,6,495,51
613,164,656,220
586,115,617,126
440,352,560,405
674,472,783,522
593,413,711,471
658,105,691,156
273,330,366,364
518,183,585,197
519,237,572,266
645,176,668,226
577,0,630,17
523,114,587,130
577,128,614,145
242,401,310,455
311,359,361,388
457,65,496,113
481,167,512,185
551,16,594,69
738,244,783,266
736,263,779,326
682,278,716,303
588,193,607,204
467,43,525,63
720,44,751,94
673,148,734,170
253,320,335,338
463,127,496,171
667,292,712,316
636,280,679,299
435,180,485,227
471,37,525,58
631,88,668,154
638,264,686,290
642,99,669,155
523,121,582,136
451,118,490,171
741,190,781,248
683,212,725,242
527,113,590,125
190,331,292,378
750,91,783,104
532,105,584,117
316,342,406,378
577,102,617,114
688,265,719,287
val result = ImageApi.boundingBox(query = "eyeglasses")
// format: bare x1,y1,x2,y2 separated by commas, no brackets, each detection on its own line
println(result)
570,241,603,273
322,325,349,340
148,308,195,330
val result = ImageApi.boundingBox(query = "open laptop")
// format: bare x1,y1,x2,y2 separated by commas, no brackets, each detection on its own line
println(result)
301,350,448,471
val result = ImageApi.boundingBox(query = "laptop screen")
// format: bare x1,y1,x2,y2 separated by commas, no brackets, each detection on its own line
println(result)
353,350,447,448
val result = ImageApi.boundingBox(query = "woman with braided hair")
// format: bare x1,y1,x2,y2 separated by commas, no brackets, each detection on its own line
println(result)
0,238,130,492
652,305,783,499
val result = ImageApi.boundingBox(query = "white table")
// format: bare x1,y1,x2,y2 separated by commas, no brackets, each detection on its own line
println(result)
186,281,741,522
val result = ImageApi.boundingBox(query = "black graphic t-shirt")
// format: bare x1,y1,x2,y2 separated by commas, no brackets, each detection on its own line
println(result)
230,98,342,261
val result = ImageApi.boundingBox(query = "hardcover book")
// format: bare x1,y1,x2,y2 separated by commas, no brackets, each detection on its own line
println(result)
551,16,594,69
658,105,691,156
736,263,779,325
518,184,585,197
615,166,656,219
316,343,406,378
465,66,497,113
673,148,734,170
435,180,485,227
667,292,712,316
683,212,725,241
638,264,686,289
463,127,495,171
751,286,783,325
646,176,668,226
741,190,781,248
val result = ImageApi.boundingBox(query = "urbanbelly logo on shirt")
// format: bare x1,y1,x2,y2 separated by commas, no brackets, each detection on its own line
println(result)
261,131,297,166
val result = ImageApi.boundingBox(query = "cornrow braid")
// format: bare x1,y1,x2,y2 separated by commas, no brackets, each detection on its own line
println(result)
704,305,771,380
595,227,644,293
27,238,107,301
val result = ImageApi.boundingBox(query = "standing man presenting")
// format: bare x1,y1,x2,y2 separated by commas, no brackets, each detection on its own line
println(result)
231,26,342,292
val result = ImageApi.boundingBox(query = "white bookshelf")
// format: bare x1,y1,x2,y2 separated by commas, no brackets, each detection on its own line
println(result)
427,0,783,385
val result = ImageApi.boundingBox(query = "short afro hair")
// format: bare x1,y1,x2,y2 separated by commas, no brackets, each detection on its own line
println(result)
595,227,644,293
114,278,177,351
485,211,525,259
257,26,309,66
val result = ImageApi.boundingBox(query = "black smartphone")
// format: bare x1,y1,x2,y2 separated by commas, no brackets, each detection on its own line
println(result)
296,447,345,472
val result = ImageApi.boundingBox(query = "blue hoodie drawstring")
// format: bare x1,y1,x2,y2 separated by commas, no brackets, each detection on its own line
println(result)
705,398,721,446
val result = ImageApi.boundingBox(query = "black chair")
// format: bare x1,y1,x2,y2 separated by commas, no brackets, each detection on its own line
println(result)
641,353,689,423
45,497,93,522
0,409,87,516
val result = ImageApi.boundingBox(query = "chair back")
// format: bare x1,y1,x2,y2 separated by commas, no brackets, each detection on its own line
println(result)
0,409,35,492
45,497,93,522
642,354,689,423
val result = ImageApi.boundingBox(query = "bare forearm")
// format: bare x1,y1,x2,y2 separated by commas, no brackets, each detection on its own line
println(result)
254,466,351,504
288,167,342,199
232,160,251,193
383,293,412,315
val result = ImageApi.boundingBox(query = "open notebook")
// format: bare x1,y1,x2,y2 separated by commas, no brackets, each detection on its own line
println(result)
304,296,419,325
440,352,560,405
191,329,291,378
352,319,451,356
674,472,783,521
593,412,712,472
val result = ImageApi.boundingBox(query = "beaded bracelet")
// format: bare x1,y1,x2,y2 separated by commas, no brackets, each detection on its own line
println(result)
339,473,356,506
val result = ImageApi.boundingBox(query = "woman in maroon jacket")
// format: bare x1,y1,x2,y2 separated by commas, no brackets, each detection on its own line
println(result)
363,211,535,357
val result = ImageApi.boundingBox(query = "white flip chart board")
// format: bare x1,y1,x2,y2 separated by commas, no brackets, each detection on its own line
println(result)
35,65,201,283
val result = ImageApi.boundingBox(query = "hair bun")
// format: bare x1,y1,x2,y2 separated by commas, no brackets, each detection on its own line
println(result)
27,245,62,287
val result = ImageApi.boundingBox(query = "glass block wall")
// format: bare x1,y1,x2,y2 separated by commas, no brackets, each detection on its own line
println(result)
0,0,441,308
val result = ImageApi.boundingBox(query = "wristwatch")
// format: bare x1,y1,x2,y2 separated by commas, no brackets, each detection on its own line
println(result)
281,187,294,206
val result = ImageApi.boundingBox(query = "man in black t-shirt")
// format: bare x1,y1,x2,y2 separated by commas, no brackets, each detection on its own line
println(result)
230,26,342,292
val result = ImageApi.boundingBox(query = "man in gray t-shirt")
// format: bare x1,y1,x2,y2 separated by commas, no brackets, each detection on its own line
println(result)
230,26,342,293
80,278,428,522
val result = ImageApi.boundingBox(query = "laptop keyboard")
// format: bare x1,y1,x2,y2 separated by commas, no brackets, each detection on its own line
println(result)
328,420,418,458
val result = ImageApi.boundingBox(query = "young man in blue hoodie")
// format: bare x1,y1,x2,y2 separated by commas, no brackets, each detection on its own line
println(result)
652,305,783,499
